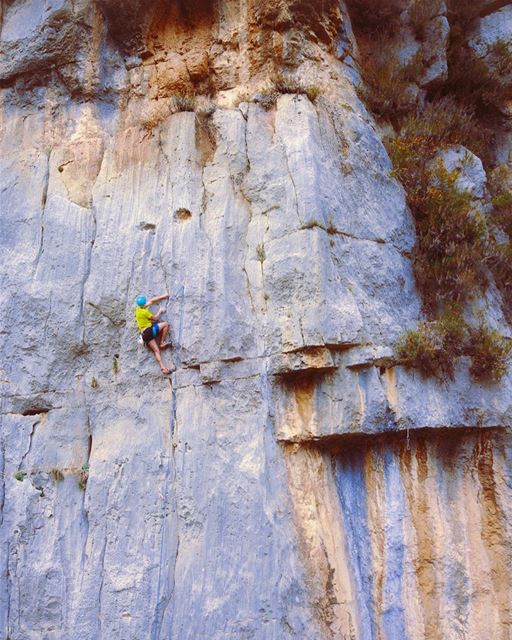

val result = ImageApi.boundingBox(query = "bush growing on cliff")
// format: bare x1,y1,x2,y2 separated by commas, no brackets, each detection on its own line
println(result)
445,39,512,122
489,166,512,237
396,309,467,379
387,121,509,380
346,0,512,382
486,165,512,319
444,0,512,127
78,464,89,491
489,243,512,322
396,322,445,378
386,98,489,313
392,96,485,160
413,164,489,312
397,313,511,382
387,138,490,312
492,191,512,236
467,324,512,382
356,47,423,121
256,243,266,263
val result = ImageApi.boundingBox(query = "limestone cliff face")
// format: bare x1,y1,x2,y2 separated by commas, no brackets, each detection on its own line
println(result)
0,1,511,639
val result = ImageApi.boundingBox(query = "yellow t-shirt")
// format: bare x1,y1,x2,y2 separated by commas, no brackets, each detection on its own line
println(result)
135,306,153,331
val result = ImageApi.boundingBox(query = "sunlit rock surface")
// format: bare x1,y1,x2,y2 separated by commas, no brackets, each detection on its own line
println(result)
1,1,511,639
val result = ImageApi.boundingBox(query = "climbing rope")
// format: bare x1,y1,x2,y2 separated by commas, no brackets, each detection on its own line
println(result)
169,285,185,435
151,285,185,640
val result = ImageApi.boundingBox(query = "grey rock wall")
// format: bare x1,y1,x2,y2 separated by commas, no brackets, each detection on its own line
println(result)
1,1,512,639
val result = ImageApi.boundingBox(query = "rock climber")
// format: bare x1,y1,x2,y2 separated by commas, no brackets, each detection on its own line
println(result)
135,294,172,375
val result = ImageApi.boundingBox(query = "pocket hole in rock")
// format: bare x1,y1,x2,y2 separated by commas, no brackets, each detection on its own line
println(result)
174,208,192,221
21,407,50,416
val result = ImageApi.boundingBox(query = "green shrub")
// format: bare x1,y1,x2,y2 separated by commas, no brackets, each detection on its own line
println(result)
356,46,423,122
349,0,512,383
413,163,489,311
467,324,511,382
386,97,489,313
491,192,512,238
486,166,512,319
492,191,512,212
437,307,468,353
397,312,511,382
14,470,27,482
78,464,89,491
396,323,448,378
396,309,467,379
396,96,485,157
445,30,512,129
387,139,490,312
489,166,512,238
489,242,512,322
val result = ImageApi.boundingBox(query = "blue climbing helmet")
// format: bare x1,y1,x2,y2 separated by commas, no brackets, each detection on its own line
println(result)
136,295,147,307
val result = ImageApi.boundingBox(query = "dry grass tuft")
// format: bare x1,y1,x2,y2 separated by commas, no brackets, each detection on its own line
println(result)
254,74,322,110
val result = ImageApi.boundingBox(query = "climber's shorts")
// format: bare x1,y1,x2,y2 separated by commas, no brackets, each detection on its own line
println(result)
141,324,159,344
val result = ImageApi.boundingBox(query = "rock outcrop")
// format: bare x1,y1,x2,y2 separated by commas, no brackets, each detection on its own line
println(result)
1,1,511,639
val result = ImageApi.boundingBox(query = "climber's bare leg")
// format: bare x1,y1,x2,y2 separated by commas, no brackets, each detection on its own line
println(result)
157,322,170,348
148,339,170,374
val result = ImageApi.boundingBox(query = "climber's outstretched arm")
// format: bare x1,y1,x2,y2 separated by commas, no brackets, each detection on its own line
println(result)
146,294,169,306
